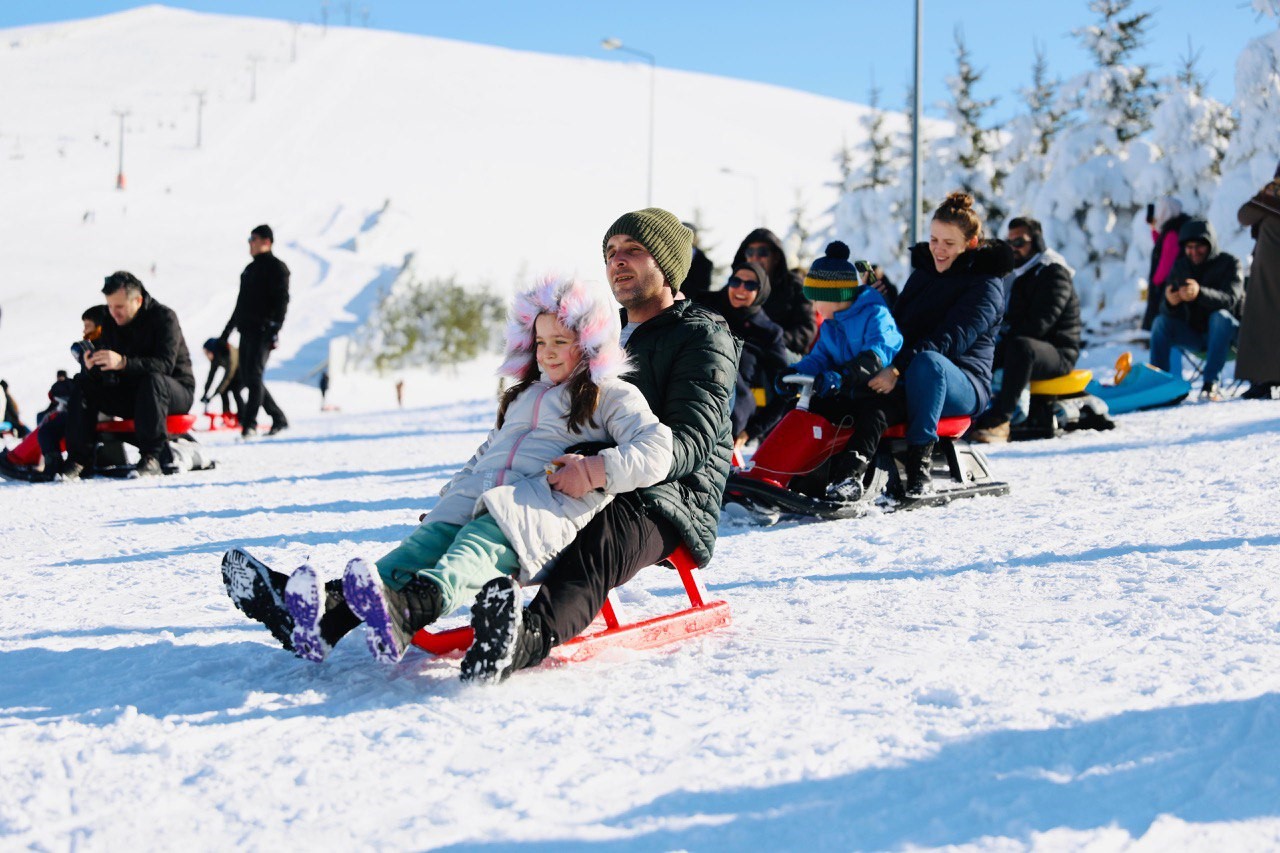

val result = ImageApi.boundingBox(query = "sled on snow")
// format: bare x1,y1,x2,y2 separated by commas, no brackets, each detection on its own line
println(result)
200,411,241,432
1085,352,1190,415
412,543,731,665
723,375,1008,523
1008,369,1115,441
0,413,212,481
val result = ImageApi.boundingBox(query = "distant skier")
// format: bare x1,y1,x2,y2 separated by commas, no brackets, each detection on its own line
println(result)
219,224,289,438
319,369,329,410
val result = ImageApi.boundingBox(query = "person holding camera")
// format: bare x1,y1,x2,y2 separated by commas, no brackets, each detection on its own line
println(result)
1150,218,1244,401
219,224,289,439
59,273,195,478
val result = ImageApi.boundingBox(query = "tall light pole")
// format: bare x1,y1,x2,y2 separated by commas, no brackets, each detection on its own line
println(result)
193,89,206,148
910,0,924,245
601,37,655,207
248,54,262,102
720,167,761,225
112,109,130,189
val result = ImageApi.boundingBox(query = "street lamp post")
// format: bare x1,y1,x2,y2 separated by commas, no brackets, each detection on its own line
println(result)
720,167,761,225
112,109,130,189
193,90,206,148
910,0,924,245
601,37,655,207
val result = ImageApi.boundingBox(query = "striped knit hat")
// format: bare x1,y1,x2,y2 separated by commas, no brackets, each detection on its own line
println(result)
803,241,861,303
602,208,694,292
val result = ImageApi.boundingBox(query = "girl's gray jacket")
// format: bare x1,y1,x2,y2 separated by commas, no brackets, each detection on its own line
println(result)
425,378,673,582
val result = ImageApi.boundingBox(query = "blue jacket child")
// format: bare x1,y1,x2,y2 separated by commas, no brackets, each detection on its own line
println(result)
788,241,903,501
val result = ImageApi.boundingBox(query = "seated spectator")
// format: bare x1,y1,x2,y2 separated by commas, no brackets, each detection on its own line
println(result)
731,228,818,357
697,261,791,449
1150,219,1244,401
969,217,1081,442
58,272,195,479
201,337,245,420
1143,196,1191,331
786,242,902,501
1,379,28,437
679,221,715,302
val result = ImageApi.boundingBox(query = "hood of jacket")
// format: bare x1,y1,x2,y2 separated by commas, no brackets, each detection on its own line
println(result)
1177,218,1220,261
499,276,629,384
732,228,791,274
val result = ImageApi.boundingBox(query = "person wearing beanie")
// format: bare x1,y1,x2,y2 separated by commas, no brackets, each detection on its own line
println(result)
696,260,791,448
732,227,818,356
219,223,289,438
459,206,741,683
785,241,903,502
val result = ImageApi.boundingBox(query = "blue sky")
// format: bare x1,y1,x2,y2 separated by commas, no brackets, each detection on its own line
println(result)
3,2,1273,120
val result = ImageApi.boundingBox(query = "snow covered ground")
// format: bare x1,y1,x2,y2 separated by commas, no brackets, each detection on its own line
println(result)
3,348,1280,849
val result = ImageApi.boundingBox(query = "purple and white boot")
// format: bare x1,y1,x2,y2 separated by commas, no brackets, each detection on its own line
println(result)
342,558,442,664
285,564,331,663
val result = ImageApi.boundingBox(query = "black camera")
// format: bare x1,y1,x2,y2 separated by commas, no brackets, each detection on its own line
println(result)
70,339,95,363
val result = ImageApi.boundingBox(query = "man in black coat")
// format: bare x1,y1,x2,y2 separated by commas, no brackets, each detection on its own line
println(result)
62,272,195,478
220,224,289,437
970,217,1081,442
1150,218,1244,400
731,227,818,356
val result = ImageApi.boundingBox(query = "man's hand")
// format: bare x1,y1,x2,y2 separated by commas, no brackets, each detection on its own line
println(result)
1181,279,1200,301
867,366,898,394
86,349,126,371
547,453,606,498
733,431,749,451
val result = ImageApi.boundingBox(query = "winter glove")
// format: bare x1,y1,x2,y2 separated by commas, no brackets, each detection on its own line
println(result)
547,453,607,498
815,352,884,398
814,370,844,398
200,395,211,405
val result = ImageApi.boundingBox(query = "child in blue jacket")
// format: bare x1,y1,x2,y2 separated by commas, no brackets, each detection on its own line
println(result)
788,242,903,501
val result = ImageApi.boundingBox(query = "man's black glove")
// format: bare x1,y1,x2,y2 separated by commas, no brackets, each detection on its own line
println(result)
814,351,882,399
200,395,211,405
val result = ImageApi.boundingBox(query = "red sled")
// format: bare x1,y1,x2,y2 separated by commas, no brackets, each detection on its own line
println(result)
201,411,240,431
2,414,200,473
411,543,731,664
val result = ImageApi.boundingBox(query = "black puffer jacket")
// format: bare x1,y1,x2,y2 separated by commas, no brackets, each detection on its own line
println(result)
623,299,741,567
100,287,196,392
1004,252,1082,366
731,228,817,354
1161,219,1244,334
221,251,290,340
893,242,1012,411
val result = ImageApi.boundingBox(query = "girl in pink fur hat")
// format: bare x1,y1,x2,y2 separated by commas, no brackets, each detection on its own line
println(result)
283,276,674,664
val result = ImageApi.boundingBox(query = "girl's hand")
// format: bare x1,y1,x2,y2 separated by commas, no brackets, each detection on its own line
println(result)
867,366,898,394
547,453,606,497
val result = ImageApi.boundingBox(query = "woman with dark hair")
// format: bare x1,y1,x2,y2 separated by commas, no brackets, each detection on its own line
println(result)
1236,161,1280,400
840,192,1012,496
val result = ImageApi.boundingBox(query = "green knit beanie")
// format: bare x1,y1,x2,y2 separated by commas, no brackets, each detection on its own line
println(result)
602,208,694,292
803,241,861,303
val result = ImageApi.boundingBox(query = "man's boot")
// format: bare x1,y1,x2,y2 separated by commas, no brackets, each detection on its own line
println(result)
221,548,294,651
342,558,443,663
460,576,557,684
903,442,936,497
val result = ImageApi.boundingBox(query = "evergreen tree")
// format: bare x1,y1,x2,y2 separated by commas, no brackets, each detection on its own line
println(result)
999,44,1070,227
943,29,1005,227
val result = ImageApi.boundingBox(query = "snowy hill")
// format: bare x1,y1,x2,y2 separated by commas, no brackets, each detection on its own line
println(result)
0,5,913,410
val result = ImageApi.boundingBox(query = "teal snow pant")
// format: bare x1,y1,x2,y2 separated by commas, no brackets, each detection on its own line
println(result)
375,513,520,614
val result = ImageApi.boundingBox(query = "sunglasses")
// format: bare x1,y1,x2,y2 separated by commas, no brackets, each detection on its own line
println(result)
727,276,761,292
1007,237,1030,248
743,246,772,259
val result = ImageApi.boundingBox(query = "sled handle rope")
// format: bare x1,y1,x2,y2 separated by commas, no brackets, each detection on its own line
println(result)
1113,351,1132,385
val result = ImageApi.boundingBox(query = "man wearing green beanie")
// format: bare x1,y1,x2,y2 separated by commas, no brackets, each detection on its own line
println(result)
461,207,742,683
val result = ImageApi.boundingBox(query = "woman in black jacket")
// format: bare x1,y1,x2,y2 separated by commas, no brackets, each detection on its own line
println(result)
843,192,1012,496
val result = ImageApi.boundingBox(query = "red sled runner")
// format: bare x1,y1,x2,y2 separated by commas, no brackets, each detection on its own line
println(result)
411,543,731,664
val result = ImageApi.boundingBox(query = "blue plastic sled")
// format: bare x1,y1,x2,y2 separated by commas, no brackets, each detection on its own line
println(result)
1086,362,1190,414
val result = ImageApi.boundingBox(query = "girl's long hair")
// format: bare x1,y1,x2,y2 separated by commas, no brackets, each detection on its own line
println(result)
496,354,600,434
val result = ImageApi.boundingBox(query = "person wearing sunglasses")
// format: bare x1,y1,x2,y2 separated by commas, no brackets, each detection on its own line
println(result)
730,228,818,357
968,217,1081,442
696,261,790,449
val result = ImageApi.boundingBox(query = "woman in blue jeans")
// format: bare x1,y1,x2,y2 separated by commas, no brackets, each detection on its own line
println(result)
842,192,1012,496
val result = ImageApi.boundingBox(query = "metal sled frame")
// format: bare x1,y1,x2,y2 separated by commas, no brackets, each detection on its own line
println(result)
411,544,732,664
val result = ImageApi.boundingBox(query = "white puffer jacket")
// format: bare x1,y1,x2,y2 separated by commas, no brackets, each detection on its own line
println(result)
425,276,673,582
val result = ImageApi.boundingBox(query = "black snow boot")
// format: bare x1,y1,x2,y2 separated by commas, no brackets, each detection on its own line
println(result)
1242,382,1278,400
903,442,936,498
221,548,295,651
460,576,557,684
342,558,443,663
825,451,870,503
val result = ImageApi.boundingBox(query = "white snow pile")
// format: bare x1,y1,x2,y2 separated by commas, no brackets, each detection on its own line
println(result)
3,6,1280,851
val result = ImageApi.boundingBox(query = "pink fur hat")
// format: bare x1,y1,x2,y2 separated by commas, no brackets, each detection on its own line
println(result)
499,276,630,383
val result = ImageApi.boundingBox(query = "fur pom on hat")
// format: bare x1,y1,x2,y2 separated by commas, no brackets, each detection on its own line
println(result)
498,276,630,384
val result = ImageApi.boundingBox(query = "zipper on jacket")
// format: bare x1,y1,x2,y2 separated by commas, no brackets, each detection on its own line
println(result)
496,384,549,486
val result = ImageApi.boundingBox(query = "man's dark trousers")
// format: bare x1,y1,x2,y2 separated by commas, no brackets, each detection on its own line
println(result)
66,372,194,466
238,330,287,432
